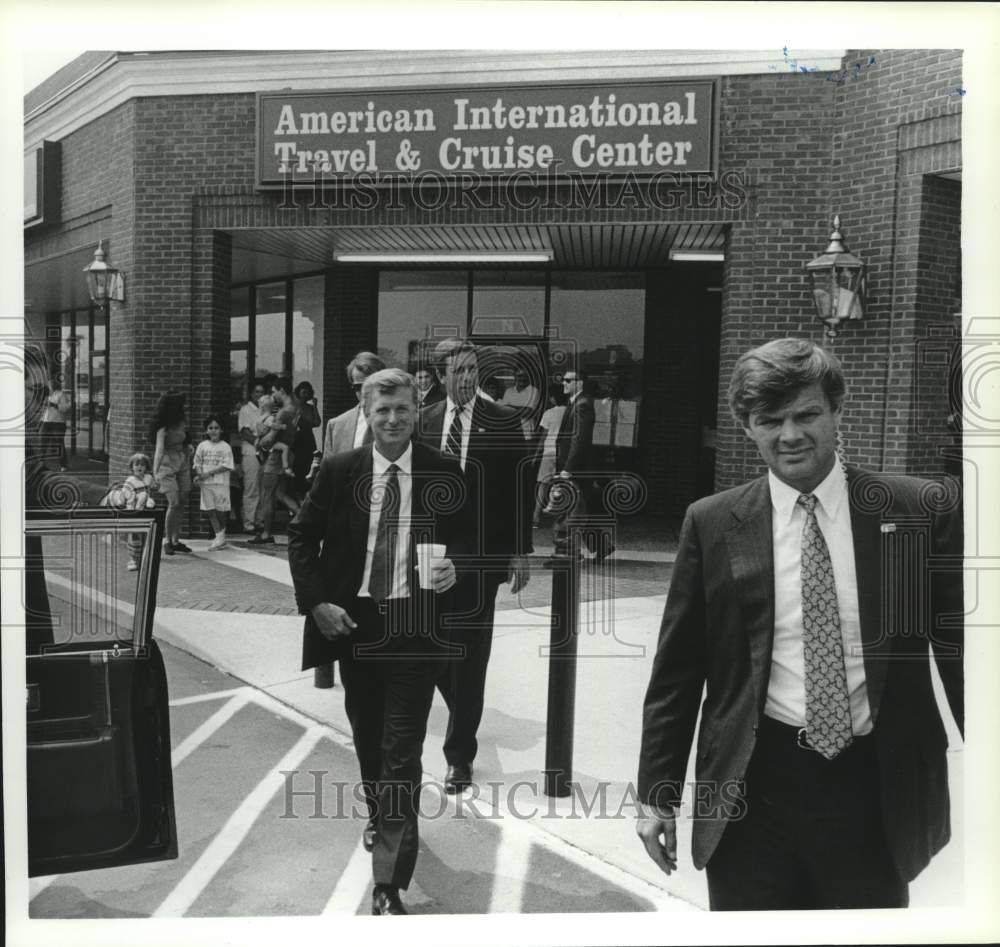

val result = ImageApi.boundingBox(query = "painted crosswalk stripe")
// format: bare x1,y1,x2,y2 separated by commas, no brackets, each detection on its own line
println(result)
321,837,372,915
171,691,252,768
169,688,248,707
153,726,324,917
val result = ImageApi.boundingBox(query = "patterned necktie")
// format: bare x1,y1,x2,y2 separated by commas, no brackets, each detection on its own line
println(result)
369,464,400,602
445,405,463,462
798,493,853,759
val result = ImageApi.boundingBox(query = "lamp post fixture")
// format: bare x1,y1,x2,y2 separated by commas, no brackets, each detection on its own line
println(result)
82,241,125,308
805,215,866,339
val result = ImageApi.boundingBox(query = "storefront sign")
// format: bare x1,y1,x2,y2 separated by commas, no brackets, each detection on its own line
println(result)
256,80,717,186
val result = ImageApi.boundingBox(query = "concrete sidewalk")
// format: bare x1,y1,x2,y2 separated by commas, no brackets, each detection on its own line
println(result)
153,539,965,912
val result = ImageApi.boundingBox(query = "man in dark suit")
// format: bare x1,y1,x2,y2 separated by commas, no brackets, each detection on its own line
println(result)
551,367,613,562
414,338,534,793
414,365,445,409
287,368,472,916
636,338,963,910
322,351,385,456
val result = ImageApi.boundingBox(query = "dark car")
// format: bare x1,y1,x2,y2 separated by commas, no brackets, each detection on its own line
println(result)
24,506,177,876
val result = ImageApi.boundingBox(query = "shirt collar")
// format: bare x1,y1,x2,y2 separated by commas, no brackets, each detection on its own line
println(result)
768,460,846,525
444,395,475,421
372,441,412,475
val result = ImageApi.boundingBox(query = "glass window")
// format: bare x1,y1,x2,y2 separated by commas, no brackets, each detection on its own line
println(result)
255,282,286,378
229,350,248,419
291,275,324,422
549,272,645,448
92,307,106,354
91,354,107,457
472,270,545,337
230,287,249,344
74,313,91,454
378,271,468,371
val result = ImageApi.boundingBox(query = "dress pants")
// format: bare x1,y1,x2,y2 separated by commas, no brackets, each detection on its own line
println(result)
240,445,261,530
437,569,506,767
705,715,908,910
552,478,612,558
337,597,439,891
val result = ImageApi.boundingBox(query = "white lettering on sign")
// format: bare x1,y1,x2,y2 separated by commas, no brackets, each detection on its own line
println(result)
571,134,693,168
273,103,436,136
274,140,379,173
452,92,697,131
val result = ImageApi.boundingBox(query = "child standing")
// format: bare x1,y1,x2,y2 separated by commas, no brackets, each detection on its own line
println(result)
123,452,156,572
193,416,235,550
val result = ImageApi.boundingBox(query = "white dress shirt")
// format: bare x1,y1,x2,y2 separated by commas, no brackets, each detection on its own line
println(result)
358,443,412,600
237,401,263,457
440,396,475,471
765,462,872,735
352,407,369,449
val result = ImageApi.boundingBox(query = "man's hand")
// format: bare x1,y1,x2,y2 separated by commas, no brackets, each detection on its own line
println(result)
430,558,457,593
311,602,357,640
508,555,530,594
635,802,678,876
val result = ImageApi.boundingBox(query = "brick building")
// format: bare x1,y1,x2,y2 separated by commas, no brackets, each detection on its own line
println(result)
23,50,962,520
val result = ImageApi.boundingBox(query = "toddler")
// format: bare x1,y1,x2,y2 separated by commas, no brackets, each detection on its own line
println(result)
100,452,156,572
193,416,235,550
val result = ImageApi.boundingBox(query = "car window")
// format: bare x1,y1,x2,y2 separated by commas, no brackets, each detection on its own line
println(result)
25,515,160,655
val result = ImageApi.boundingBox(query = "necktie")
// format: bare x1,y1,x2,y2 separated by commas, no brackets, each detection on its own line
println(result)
369,464,400,602
445,405,463,462
798,493,853,759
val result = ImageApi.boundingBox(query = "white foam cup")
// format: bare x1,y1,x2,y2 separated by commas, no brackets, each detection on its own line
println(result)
416,543,447,589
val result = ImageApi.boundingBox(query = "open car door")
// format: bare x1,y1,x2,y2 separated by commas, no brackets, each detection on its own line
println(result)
25,507,177,877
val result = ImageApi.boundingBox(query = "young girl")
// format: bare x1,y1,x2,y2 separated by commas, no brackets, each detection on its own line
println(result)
192,416,235,550
104,452,156,572
151,391,193,556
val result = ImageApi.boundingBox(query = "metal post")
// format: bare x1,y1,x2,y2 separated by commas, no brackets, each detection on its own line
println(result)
544,557,580,797
314,662,335,688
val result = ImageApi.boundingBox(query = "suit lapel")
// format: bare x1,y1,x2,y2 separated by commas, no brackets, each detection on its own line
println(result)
724,476,776,718
846,466,888,724
347,447,374,564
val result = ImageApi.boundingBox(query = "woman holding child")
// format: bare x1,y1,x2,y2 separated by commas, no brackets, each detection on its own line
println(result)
248,376,301,545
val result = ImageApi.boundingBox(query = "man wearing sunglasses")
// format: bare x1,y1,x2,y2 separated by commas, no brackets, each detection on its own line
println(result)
323,351,386,456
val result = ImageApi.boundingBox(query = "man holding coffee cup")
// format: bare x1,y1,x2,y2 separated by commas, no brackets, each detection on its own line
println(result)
287,368,472,916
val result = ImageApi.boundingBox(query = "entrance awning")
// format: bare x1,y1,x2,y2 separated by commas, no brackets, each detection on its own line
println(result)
229,223,726,281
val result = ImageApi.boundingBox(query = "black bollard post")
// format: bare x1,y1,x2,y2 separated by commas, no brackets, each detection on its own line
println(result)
314,662,335,689
544,556,580,798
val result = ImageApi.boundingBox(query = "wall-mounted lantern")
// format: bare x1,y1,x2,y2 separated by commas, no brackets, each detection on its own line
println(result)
805,215,865,339
82,241,125,308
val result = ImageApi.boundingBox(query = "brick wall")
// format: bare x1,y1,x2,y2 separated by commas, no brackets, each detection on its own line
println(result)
30,50,962,521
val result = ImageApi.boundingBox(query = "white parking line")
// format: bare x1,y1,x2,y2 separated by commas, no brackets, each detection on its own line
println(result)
171,691,252,768
321,837,372,915
169,688,249,707
153,726,324,917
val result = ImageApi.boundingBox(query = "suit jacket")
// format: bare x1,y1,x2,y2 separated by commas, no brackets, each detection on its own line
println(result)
555,394,596,476
637,465,964,882
417,383,445,409
323,405,370,456
414,396,534,562
287,441,473,671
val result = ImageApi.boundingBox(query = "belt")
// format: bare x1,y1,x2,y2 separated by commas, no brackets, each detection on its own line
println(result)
760,714,872,756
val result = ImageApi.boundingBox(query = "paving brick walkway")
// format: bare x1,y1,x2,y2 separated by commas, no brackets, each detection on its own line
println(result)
154,543,672,616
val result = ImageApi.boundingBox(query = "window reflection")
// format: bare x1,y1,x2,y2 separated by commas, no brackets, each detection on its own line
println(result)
472,270,545,337
378,271,467,370
255,282,286,378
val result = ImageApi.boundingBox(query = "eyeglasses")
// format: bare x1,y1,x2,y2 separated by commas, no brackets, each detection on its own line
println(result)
562,376,578,383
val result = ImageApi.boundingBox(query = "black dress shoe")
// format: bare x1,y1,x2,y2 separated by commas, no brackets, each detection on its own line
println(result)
592,543,616,564
372,885,407,915
362,818,376,853
444,762,472,794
